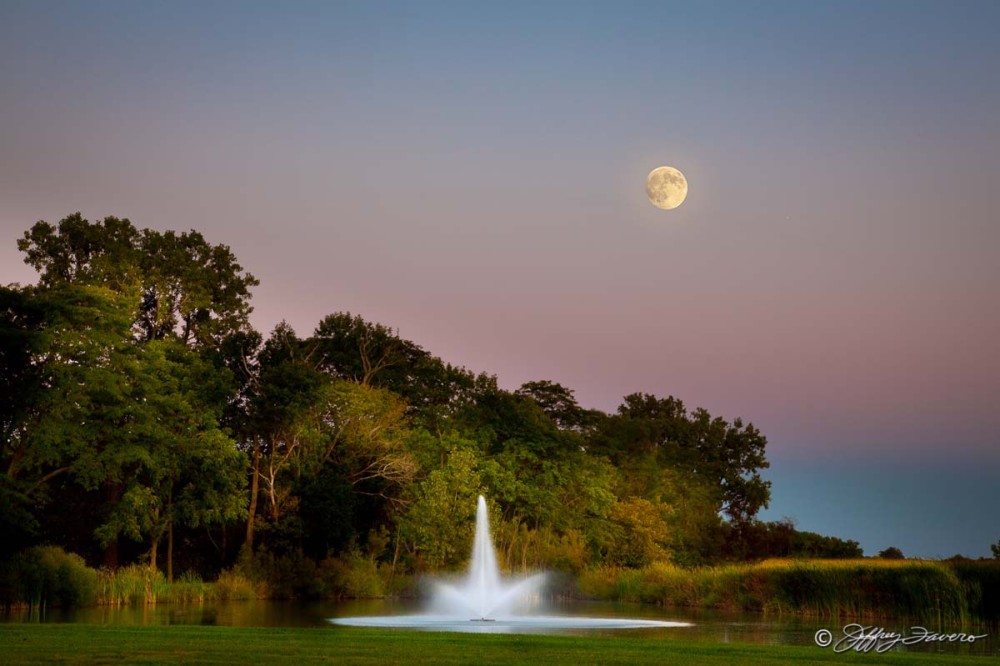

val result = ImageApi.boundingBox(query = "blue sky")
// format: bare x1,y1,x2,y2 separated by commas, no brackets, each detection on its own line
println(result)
2,0,998,557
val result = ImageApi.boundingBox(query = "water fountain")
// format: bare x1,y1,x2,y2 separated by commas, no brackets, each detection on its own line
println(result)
433,496,546,621
330,495,692,633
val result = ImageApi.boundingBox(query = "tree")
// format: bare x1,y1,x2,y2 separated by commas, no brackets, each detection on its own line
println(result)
992,538,1000,559
593,393,771,526
11,213,258,570
0,285,52,553
310,312,482,433
312,313,408,386
0,283,137,503
239,324,416,551
878,546,905,560
0,281,246,577
603,497,672,567
516,380,600,432
460,382,562,456
18,213,259,347
400,448,483,570
90,339,247,579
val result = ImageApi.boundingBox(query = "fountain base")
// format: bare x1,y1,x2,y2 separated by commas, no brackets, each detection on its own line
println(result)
330,614,693,633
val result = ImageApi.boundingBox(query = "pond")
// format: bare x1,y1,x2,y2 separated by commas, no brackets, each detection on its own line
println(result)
3,599,996,657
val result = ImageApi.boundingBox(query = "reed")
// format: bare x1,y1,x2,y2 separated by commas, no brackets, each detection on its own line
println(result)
578,559,992,623
948,559,1000,622
166,571,211,603
0,546,98,609
97,564,171,606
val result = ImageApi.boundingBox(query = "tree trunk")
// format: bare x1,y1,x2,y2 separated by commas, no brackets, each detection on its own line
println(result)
149,504,161,584
103,481,123,569
267,458,280,522
103,540,119,570
245,439,260,549
391,526,402,579
167,517,174,583
150,534,159,574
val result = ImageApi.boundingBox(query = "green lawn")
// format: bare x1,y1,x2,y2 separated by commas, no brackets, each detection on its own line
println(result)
0,625,989,665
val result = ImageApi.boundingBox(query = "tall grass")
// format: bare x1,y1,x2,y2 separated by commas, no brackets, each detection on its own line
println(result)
0,546,98,609
949,559,1000,622
578,559,991,623
6,545,997,622
167,571,211,603
98,565,170,606
98,567,260,605
212,570,258,601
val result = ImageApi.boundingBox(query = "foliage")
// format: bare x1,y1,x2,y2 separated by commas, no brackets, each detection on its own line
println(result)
599,498,672,567
724,518,863,561
399,448,482,570
1,213,804,598
579,558,983,623
0,546,98,608
878,547,905,560
515,380,602,433
212,570,259,601
17,213,258,347
592,393,771,525
320,549,388,598
6,214,255,574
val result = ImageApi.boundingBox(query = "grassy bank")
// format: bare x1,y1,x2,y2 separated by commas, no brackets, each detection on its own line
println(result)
0,624,989,665
5,547,998,626
578,559,1000,623
0,546,397,609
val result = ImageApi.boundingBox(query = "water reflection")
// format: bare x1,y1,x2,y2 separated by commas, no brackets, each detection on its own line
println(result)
3,599,995,656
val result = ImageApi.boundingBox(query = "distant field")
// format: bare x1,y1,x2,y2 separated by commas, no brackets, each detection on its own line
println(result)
0,624,989,665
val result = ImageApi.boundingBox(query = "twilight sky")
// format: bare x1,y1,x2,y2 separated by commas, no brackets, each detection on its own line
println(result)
2,1,998,558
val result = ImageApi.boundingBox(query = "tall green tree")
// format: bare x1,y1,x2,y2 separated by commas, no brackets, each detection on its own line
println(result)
593,393,771,526
89,338,247,579
9,213,258,569
0,282,246,576
240,324,416,551
516,380,602,433
400,447,483,570
0,284,135,556
18,213,259,347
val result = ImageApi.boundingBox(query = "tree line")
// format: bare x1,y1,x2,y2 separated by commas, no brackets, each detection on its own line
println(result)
1,214,861,591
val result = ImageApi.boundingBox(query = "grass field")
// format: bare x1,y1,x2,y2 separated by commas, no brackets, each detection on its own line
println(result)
0,624,990,665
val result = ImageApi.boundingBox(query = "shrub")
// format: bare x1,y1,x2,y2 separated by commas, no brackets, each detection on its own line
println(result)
212,570,258,601
166,571,210,603
0,546,98,609
320,551,387,598
232,548,320,599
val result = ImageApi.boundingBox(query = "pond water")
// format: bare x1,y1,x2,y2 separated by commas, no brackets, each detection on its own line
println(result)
3,599,996,657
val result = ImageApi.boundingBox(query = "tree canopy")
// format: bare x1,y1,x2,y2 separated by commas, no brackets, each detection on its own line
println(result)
0,212,838,593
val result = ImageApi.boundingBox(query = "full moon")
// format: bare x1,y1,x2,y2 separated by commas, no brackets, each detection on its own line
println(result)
646,166,688,210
